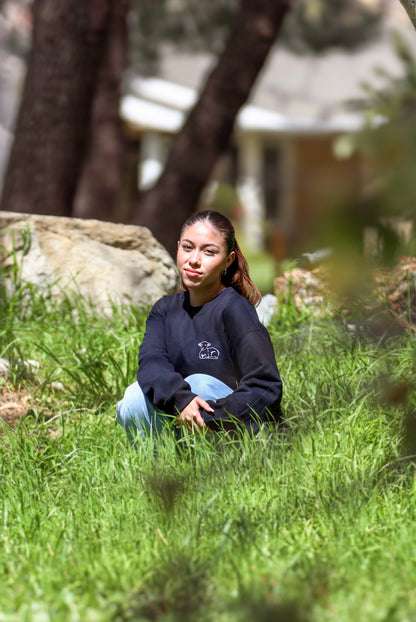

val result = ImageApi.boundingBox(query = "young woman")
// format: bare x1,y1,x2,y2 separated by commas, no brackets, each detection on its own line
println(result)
116,210,282,446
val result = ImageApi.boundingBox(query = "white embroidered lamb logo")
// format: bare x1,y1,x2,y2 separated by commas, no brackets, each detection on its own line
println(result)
198,341,220,360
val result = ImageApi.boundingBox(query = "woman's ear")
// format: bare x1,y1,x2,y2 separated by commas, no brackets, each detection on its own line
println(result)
226,251,236,268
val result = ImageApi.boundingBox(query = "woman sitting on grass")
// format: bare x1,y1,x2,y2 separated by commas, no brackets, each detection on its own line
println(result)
116,210,283,446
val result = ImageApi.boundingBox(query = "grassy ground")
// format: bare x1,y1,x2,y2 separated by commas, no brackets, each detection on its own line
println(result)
1,273,416,621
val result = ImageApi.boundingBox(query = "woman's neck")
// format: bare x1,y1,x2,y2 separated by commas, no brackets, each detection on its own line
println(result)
188,284,226,307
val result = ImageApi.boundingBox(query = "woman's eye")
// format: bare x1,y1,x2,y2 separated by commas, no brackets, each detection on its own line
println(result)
182,245,192,251
205,250,214,255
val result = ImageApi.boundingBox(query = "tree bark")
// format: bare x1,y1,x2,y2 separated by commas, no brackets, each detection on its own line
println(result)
72,0,130,221
0,0,113,216
399,0,416,30
132,0,292,256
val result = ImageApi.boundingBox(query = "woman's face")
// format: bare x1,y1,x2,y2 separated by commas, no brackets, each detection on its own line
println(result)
177,221,235,304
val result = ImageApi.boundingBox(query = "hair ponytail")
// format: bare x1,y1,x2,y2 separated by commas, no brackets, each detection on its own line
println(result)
180,210,261,307
221,238,261,307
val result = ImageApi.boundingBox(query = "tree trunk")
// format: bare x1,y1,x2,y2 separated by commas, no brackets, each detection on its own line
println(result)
72,0,130,221
0,0,112,216
132,0,292,256
399,1,416,30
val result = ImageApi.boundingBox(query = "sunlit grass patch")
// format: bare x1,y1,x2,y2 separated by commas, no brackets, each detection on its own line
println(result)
0,256,415,621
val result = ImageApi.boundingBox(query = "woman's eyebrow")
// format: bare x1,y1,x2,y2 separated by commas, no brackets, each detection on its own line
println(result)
181,238,220,250
201,243,220,249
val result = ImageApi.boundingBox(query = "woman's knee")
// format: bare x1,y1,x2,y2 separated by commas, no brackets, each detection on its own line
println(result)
185,373,232,401
116,382,148,431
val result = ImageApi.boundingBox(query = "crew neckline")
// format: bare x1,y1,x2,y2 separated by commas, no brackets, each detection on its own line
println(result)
184,287,230,316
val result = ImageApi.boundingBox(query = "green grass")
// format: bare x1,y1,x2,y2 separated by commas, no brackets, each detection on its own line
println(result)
245,251,278,295
1,263,416,621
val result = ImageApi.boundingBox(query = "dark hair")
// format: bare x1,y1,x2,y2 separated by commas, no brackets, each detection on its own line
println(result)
179,210,261,306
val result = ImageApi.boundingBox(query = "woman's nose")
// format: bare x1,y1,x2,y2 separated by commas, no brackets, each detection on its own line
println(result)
189,250,201,265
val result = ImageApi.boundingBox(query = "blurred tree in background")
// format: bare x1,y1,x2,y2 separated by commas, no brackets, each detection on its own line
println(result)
0,0,292,238
131,0,385,253
133,0,291,255
0,0,130,218
0,0,393,254
280,0,382,53
346,33,416,259
300,16,416,314
129,0,240,75
128,0,384,71
399,0,416,30
71,0,129,221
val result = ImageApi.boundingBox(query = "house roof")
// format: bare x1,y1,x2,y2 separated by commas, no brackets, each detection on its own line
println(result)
121,2,416,136
121,77,364,135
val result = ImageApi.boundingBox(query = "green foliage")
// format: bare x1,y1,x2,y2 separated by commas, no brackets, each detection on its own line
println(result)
129,0,239,74
1,258,416,621
245,251,277,296
128,0,385,75
340,34,416,231
277,0,382,53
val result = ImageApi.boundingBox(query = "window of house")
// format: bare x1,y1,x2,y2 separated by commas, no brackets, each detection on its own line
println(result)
262,145,281,221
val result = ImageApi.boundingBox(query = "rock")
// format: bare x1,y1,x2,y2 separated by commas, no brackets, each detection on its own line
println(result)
274,267,329,315
0,356,65,389
0,357,40,379
0,212,179,314
256,293,277,327
274,256,416,329
0,358,10,375
50,381,65,392
374,256,416,326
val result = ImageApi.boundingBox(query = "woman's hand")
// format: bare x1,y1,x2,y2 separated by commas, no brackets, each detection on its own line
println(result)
177,396,214,432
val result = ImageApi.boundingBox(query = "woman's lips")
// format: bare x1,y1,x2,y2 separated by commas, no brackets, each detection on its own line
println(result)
184,268,201,277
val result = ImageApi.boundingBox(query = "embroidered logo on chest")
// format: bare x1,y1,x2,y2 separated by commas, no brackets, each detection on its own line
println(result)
198,341,220,360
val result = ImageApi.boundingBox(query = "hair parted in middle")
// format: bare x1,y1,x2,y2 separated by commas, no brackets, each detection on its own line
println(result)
179,210,261,307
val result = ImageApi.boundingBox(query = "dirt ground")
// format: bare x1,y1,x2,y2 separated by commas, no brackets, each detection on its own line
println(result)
0,382,34,426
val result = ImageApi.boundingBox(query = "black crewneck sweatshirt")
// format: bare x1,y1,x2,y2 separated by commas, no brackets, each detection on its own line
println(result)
137,287,282,433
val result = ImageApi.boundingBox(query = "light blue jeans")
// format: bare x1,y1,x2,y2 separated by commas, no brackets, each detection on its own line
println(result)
116,373,232,447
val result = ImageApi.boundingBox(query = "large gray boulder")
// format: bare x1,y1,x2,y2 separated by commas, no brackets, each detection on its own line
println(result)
0,212,179,314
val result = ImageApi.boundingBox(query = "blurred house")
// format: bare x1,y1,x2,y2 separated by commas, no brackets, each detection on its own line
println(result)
119,2,416,256
1,1,415,257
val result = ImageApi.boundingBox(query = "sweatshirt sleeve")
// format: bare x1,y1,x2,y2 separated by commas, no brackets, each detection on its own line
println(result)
137,299,196,414
201,303,283,434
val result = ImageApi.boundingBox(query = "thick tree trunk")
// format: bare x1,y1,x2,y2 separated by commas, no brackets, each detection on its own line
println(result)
0,0,112,216
72,0,130,221
399,0,416,30
132,0,292,256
